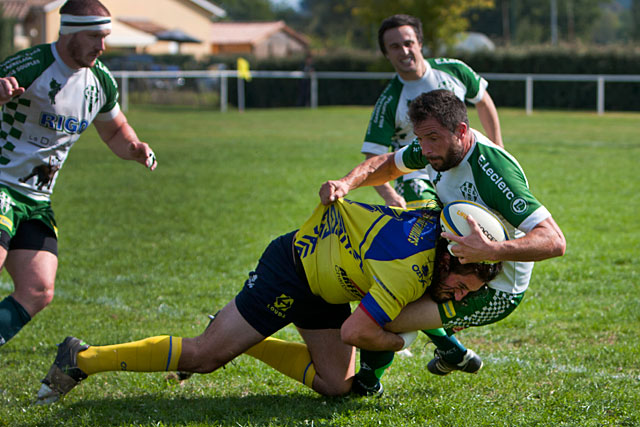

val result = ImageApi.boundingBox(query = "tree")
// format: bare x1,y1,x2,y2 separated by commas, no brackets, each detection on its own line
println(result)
349,0,494,53
299,0,371,49
0,6,14,61
467,0,615,46
632,0,640,41
214,0,276,21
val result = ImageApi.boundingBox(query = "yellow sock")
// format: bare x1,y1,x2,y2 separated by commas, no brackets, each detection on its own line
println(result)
77,335,182,375
245,337,316,388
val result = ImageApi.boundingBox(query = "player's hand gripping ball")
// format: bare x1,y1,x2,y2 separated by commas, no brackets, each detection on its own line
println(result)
440,200,509,262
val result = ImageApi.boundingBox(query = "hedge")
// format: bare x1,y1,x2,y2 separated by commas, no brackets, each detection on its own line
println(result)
102,46,640,111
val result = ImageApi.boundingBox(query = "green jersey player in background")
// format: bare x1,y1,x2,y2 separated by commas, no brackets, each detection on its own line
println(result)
355,13,504,394
0,0,157,348
363,14,503,211
322,89,565,395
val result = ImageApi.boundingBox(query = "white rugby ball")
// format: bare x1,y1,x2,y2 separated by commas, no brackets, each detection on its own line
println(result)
440,200,509,244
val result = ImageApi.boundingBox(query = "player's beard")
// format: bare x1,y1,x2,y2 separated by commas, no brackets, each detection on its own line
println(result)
428,270,455,303
68,35,102,68
428,142,466,172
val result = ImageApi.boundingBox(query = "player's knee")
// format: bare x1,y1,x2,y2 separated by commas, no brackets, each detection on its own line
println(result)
318,378,352,396
14,279,55,314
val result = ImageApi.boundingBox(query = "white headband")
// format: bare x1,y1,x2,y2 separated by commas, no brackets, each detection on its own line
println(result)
60,14,112,34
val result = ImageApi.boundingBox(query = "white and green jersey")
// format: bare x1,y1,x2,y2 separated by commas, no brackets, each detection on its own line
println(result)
0,43,120,201
395,129,552,294
363,58,487,182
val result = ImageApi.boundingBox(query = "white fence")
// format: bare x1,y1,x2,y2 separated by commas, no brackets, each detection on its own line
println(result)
111,70,640,115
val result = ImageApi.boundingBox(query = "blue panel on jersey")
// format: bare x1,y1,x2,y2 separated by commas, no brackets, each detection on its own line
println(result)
361,293,392,327
364,210,438,261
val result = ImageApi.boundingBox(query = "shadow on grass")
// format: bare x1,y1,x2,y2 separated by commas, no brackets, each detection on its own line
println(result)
32,393,366,426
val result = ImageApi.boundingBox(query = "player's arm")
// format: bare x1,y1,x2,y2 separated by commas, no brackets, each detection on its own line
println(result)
365,153,406,208
383,293,443,333
0,77,25,105
94,111,157,170
340,305,405,351
319,152,403,205
445,215,566,264
475,92,503,147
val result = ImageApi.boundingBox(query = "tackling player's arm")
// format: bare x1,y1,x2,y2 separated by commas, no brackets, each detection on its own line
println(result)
319,153,404,205
365,154,406,208
94,111,158,170
341,305,405,351
445,215,566,264
475,92,503,148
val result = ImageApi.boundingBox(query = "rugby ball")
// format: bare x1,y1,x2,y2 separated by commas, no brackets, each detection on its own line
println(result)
440,200,509,244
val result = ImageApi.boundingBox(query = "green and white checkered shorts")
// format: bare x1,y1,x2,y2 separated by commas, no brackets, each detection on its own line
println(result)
438,288,524,333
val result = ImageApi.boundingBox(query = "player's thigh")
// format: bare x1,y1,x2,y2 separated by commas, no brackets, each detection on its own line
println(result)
0,245,7,271
297,327,356,385
4,218,59,292
6,249,57,300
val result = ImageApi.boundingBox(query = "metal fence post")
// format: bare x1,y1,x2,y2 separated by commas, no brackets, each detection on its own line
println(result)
121,73,129,113
237,76,245,112
525,76,533,115
221,74,228,113
311,72,318,109
597,76,605,115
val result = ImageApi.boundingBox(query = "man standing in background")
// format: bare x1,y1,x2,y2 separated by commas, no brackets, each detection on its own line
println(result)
0,0,157,348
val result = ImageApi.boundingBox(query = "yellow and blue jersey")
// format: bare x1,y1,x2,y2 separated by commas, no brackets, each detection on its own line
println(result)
294,199,439,327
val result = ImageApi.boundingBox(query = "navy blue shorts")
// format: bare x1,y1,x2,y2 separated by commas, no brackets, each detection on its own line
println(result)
235,230,352,337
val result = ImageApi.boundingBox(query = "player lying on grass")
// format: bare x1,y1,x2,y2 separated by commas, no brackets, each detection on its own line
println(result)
319,89,566,395
36,198,500,403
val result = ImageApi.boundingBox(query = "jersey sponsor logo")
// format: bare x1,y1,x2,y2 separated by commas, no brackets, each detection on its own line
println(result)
0,215,13,231
408,212,435,246
84,85,100,113
460,181,478,201
511,197,528,214
27,135,53,147
268,293,294,318
478,154,516,200
19,155,61,190
0,191,16,216
442,300,456,318
48,78,62,104
335,265,364,298
39,112,89,135
0,48,42,76
412,263,430,288
244,271,258,289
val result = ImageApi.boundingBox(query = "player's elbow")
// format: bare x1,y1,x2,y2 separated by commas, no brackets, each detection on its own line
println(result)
340,325,364,348
553,233,567,257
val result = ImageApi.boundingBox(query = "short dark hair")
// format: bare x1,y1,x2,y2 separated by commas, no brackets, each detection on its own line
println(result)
430,236,502,296
408,89,469,134
60,0,110,16
378,14,423,54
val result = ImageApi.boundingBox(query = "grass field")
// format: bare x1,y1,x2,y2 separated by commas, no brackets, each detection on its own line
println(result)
0,105,638,426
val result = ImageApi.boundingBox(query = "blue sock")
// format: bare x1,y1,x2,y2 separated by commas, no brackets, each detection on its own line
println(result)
0,296,31,346
423,328,466,364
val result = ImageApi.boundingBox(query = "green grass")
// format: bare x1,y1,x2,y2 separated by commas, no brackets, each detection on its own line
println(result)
1,105,639,426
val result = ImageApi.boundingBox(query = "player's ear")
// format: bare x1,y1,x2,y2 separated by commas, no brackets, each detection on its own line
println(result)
455,122,468,139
